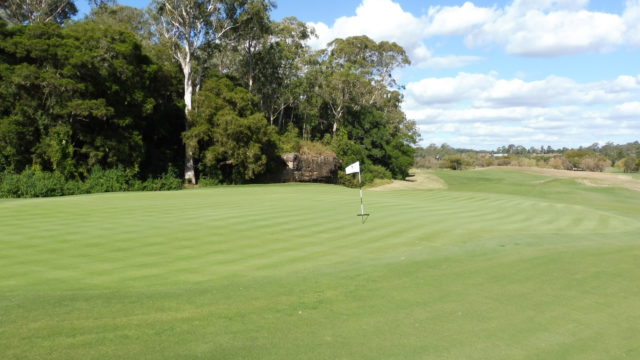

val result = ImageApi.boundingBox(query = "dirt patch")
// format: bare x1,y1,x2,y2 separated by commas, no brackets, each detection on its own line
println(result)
489,166,640,192
369,169,447,191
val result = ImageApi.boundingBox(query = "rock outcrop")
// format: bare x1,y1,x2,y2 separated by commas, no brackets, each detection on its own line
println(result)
281,153,340,183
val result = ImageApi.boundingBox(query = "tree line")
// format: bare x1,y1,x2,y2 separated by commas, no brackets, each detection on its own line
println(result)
415,142,640,173
0,0,418,197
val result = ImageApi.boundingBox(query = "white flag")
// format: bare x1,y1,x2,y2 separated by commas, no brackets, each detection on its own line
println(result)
345,161,360,174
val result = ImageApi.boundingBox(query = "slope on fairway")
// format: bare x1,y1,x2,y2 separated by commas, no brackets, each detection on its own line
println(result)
1,169,640,359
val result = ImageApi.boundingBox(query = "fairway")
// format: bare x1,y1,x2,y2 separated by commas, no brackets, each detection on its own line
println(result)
2,169,640,359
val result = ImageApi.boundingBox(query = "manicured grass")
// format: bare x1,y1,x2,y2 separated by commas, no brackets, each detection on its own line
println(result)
2,170,640,359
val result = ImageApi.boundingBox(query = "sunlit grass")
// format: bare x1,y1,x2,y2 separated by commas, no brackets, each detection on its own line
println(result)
2,170,640,359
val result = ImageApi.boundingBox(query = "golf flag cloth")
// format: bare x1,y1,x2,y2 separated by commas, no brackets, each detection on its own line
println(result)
345,161,360,175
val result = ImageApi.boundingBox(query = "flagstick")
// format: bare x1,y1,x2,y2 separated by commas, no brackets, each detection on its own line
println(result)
357,170,369,224
359,171,365,218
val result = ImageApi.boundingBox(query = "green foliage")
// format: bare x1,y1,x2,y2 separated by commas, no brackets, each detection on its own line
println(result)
444,154,472,170
361,163,392,183
0,21,183,180
187,75,279,184
622,157,639,173
0,0,78,24
278,122,301,153
83,166,135,193
0,166,183,198
131,167,183,191
563,150,596,169
0,167,68,198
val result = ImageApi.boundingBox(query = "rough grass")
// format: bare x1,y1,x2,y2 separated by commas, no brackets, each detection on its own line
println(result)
2,169,640,359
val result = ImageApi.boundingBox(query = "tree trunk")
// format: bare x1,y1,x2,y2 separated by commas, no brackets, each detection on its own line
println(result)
183,62,197,185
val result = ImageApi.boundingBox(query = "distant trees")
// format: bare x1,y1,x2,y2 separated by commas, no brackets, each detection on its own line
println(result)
415,142,640,173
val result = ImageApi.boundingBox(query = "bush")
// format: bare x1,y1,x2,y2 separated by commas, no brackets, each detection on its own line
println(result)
197,177,221,188
299,141,335,156
444,155,471,170
0,168,68,198
548,157,572,170
338,163,391,188
621,157,639,173
83,166,134,193
362,164,392,184
580,157,610,172
278,123,301,154
0,166,183,198
414,156,440,169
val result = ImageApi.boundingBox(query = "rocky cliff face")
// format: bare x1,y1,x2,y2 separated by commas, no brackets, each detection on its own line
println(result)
281,153,340,183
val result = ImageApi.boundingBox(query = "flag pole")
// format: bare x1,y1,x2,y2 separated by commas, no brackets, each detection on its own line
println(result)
357,167,369,224
358,171,365,219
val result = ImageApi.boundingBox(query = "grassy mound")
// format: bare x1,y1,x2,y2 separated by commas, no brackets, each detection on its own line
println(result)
1,169,639,359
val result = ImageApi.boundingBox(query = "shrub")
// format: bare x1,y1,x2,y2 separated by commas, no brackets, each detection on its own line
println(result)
278,123,301,154
338,163,391,188
414,157,440,169
580,157,611,172
548,157,572,170
132,167,183,191
0,168,68,198
197,177,221,188
362,164,392,184
299,141,335,156
0,166,183,198
444,155,471,170
83,166,134,193
622,157,639,173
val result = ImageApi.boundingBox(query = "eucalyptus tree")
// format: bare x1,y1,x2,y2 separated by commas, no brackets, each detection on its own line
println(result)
316,35,410,135
252,16,313,128
149,0,246,184
232,0,273,91
0,0,77,24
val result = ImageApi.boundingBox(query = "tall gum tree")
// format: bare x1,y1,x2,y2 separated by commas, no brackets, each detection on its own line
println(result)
317,36,410,136
150,0,244,184
0,0,78,24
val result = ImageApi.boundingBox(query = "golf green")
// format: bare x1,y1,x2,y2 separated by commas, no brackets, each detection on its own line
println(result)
1,169,639,359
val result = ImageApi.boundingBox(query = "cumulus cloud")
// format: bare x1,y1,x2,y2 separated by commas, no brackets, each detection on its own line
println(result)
624,0,640,46
307,0,424,51
407,73,640,108
425,2,497,36
307,0,640,62
405,73,640,148
306,0,488,68
465,1,626,56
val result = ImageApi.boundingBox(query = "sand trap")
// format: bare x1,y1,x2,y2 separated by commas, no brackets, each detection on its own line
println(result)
369,169,447,191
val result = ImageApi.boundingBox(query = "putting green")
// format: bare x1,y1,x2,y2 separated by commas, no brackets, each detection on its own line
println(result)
1,169,639,359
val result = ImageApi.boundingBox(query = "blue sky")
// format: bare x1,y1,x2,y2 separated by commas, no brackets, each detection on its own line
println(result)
77,0,640,150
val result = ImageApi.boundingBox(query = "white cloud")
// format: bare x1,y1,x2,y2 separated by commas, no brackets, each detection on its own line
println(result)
425,2,497,36
466,2,626,56
306,0,485,69
307,0,640,65
406,73,494,105
307,0,424,51
405,72,640,149
624,0,640,46
415,55,484,69
407,73,640,108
